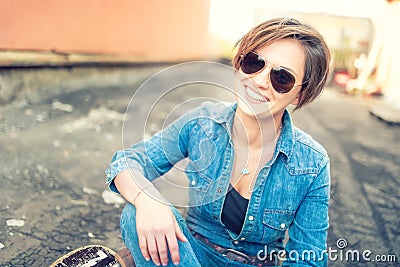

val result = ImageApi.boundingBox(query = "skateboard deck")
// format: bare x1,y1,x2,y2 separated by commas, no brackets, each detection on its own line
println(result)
50,245,122,267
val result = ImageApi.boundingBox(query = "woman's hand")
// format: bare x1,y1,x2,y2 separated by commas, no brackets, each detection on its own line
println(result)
113,169,187,265
135,192,188,266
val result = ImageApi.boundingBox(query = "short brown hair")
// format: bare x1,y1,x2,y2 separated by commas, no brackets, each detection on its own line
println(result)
232,17,330,110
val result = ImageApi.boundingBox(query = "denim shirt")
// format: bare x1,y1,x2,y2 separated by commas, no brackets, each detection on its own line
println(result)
106,101,330,266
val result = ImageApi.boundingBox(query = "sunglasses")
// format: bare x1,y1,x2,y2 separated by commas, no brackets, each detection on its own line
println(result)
240,51,303,94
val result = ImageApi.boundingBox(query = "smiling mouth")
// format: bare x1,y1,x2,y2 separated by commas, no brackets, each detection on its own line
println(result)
244,85,269,103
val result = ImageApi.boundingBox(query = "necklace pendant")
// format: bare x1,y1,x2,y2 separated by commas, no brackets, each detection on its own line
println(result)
241,168,250,175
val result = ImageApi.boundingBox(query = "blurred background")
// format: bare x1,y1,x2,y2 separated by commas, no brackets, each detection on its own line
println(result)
0,0,399,266
1,0,399,106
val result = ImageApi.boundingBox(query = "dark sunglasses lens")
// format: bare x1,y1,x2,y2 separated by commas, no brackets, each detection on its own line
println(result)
270,67,295,93
241,52,264,74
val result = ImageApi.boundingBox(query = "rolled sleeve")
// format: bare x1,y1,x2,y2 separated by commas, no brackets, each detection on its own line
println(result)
105,152,146,194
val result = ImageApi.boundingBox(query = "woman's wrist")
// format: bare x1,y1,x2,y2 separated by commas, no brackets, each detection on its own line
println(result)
132,185,153,205
134,186,168,207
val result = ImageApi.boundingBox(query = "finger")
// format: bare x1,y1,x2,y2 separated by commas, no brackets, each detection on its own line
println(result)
155,234,169,266
147,235,161,266
166,232,180,265
174,219,188,242
137,232,150,261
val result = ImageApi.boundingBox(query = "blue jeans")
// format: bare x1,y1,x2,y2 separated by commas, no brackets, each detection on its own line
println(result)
120,203,256,267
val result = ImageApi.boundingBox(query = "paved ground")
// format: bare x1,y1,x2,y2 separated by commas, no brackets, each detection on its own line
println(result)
0,65,399,266
292,91,400,266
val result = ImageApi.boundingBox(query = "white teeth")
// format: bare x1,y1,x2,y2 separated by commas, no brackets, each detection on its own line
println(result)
246,86,266,102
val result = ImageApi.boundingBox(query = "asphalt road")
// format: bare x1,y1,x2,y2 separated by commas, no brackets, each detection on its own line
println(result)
0,65,399,266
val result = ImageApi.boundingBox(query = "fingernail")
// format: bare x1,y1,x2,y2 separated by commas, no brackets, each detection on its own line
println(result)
145,257,150,261
173,261,180,265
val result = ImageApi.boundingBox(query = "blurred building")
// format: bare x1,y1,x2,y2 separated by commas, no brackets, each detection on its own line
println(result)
368,0,400,109
0,0,211,66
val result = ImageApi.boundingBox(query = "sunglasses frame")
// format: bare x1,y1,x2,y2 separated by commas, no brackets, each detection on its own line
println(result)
239,51,304,94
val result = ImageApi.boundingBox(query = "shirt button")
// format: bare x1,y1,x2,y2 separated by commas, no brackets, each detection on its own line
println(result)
217,188,222,193
280,223,286,229
213,216,218,220
248,215,254,221
240,237,246,241
233,240,239,245
191,180,196,186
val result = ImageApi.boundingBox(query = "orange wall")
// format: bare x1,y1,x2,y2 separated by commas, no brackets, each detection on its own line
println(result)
0,0,211,60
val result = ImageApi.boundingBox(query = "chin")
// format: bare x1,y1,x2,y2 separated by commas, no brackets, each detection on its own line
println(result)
237,98,273,119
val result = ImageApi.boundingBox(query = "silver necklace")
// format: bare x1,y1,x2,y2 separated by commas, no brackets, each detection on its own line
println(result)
240,124,282,176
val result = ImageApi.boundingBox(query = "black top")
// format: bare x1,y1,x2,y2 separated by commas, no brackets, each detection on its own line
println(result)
221,184,249,235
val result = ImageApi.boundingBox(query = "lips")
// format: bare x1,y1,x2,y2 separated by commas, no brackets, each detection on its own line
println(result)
244,85,269,103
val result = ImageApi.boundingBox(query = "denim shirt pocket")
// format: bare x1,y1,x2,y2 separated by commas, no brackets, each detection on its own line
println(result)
261,209,295,243
186,165,214,208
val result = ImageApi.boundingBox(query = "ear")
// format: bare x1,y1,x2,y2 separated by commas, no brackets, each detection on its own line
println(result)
291,96,299,106
291,87,303,105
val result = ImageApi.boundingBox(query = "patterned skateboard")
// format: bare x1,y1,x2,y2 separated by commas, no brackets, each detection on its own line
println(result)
50,245,134,267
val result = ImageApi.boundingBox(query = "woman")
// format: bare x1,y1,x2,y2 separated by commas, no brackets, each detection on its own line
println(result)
106,17,331,266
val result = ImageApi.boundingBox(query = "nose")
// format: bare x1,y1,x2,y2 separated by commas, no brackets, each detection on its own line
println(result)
250,66,271,91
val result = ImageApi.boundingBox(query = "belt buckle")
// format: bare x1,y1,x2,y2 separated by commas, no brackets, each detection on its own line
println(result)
223,248,251,264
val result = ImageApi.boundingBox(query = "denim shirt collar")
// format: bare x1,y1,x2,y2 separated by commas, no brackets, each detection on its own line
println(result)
208,101,237,132
208,101,295,163
200,101,235,144
274,109,295,163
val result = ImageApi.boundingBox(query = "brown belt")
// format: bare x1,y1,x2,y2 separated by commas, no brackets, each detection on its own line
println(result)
192,232,278,266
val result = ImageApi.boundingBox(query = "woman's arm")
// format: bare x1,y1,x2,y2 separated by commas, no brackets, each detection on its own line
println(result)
106,110,196,266
105,110,192,194
114,169,187,266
